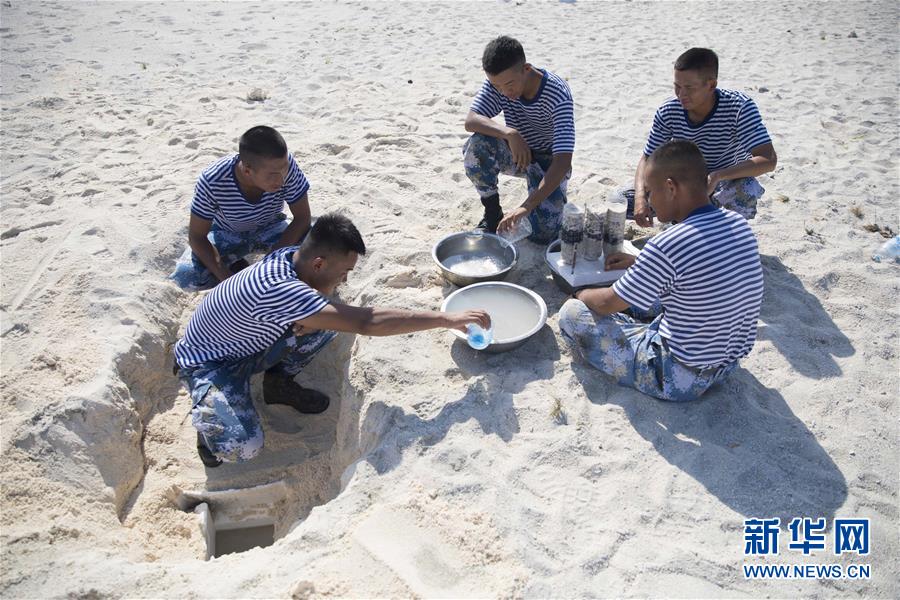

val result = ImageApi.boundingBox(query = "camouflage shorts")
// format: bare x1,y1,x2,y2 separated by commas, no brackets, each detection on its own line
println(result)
558,299,736,401
169,215,289,291
711,177,765,220
178,328,336,463
462,133,570,244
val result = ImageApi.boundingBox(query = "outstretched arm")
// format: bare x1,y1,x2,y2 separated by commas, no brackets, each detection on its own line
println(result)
296,302,491,336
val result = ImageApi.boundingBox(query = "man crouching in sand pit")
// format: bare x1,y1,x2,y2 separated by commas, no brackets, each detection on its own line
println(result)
173,213,490,467
463,35,575,243
558,141,763,401
170,125,314,291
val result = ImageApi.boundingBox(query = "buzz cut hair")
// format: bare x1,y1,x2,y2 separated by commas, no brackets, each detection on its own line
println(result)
648,140,708,190
299,212,366,259
674,48,719,80
482,36,526,75
238,125,288,168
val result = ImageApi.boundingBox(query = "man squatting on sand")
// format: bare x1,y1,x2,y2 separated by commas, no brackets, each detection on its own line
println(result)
628,47,777,224
170,126,313,291
173,214,490,467
559,140,764,401
463,36,575,244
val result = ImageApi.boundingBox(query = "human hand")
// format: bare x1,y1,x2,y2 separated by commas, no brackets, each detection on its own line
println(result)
497,206,529,234
292,321,321,337
446,309,491,333
633,193,654,227
605,252,636,271
506,130,532,171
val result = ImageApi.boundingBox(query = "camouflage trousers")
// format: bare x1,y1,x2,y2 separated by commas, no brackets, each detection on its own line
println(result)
462,133,569,244
177,328,336,463
169,215,288,291
558,299,736,401
624,177,765,221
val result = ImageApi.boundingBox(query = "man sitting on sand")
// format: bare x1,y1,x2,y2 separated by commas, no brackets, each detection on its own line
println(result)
170,125,314,291
463,35,575,243
630,48,777,226
559,140,763,401
173,213,490,467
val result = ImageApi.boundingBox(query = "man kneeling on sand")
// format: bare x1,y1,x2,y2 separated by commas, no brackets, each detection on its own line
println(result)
559,141,763,401
173,213,490,467
170,125,314,291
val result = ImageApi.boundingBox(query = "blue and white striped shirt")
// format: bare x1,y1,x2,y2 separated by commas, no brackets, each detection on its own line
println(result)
612,205,763,369
471,68,575,155
643,88,772,172
191,154,310,232
174,246,328,368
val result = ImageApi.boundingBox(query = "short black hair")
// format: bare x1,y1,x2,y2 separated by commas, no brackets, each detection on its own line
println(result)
238,126,287,167
300,212,366,259
482,36,526,75
674,48,718,80
648,140,708,190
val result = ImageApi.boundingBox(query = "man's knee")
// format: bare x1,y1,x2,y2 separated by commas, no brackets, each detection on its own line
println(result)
559,298,590,337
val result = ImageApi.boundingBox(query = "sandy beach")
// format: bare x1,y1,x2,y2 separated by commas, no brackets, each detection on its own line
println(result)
1,0,898,597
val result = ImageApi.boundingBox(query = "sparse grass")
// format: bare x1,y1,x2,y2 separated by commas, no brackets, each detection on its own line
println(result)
550,398,566,424
864,223,896,238
246,88,269,103
849,205,864,219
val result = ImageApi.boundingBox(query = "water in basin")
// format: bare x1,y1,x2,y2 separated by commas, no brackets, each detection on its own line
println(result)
446,286,541,341
442,253,507,277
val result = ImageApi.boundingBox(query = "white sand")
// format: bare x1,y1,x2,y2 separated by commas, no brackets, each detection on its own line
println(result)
2,1,897,597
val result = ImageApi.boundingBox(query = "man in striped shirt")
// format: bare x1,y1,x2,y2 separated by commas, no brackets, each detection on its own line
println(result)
559,141,763,401
463,36,575,243
630,48,777,225
174,214,490,467
170,126,314,291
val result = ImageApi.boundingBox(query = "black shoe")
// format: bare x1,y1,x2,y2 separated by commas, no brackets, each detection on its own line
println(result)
196,432,222,468
475,194,503,234
263,370,330,414
229,258,250,274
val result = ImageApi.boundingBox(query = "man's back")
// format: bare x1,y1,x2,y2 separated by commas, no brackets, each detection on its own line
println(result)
613,205,764,369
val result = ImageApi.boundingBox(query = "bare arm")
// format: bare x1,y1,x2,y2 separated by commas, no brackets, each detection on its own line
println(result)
572,286,630,317
296,302,491,336
632,153,654,227
498,152,572,232
188,214,232,282
272,193,312,250
707,143,778,194
465,110,531,170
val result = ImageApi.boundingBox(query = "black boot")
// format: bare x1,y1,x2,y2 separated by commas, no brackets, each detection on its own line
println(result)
476,193,503,234
196,432,223,468
263,369,330,414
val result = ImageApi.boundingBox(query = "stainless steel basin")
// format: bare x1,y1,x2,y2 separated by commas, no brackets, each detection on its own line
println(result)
441,281,548,353
432,231,517,287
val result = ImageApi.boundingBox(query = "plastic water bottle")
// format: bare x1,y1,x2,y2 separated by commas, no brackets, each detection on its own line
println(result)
466,323,493,350
872,235,900,263
498,217,532,245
